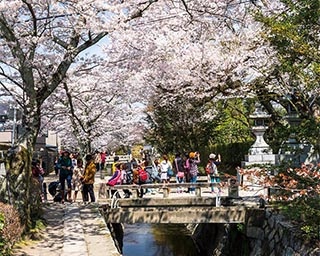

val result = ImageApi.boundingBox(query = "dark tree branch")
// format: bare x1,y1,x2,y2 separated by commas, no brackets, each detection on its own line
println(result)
22,0,37,36
180,0,193,19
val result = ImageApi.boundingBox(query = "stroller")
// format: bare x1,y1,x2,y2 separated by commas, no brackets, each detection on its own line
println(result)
48,181,67,202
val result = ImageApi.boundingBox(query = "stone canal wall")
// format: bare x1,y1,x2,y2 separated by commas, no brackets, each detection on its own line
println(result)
245,209,320,255
192,209,320,255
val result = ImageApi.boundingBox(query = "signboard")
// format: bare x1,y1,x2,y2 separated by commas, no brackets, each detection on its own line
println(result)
105,155,131,164
0,131,11,143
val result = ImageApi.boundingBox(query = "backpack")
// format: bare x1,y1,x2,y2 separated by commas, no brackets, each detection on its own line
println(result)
121,170,132,184
107,170,122,186
206,162,218,175
139,168,148,183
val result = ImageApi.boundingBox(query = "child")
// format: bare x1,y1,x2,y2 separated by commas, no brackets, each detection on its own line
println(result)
72,159,84,203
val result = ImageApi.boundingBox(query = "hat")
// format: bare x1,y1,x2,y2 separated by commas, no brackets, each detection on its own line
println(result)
209,153,216,159
189,152,195,158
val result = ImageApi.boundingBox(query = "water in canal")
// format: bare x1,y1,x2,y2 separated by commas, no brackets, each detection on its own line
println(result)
122,223,201,256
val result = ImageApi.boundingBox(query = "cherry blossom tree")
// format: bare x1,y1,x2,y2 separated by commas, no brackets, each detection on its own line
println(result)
103,1,274,157
42,63,145,155
0,0,317,234
105,0,319,157
0,0,157,230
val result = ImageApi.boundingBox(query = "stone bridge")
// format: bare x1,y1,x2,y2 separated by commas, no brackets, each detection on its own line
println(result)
95,175,266,225
98,197,261,224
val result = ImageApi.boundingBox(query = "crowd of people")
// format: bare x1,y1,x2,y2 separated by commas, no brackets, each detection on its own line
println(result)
30,149,223,203
52,151,97,204
106,151,222,198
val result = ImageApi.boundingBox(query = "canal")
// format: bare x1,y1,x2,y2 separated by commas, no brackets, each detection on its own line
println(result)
122,223,201,256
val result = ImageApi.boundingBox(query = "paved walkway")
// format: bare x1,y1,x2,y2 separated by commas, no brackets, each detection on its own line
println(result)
13,172,120,256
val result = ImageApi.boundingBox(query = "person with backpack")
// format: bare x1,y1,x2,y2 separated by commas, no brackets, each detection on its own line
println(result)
107,163,123,197
132,163,148,198
185,152,200,194
206,153,222,193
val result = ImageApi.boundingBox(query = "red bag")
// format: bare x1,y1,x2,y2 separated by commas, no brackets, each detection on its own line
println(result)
139,168,148,183
177,171,185,178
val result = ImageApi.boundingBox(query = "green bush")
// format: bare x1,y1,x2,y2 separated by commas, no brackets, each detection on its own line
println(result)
275,196,320,240
0,202,23,255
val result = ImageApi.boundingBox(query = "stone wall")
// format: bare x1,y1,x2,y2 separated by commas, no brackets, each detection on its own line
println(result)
193,209,320,256
246,209,320,256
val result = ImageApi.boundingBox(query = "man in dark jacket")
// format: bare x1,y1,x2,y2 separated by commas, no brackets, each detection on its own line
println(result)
58,151,73,203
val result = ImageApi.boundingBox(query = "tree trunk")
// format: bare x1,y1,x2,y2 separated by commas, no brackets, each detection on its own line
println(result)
0,112,40,232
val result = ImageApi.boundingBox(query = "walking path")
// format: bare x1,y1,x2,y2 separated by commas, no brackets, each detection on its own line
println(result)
12,172,120,256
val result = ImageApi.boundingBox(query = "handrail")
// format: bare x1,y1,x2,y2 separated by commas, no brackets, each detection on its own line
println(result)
107,182,226,190
100,180,237,199
108,178,237,189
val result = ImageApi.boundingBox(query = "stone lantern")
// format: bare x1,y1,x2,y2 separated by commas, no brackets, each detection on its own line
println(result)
242,103,277,167
278,101,311,167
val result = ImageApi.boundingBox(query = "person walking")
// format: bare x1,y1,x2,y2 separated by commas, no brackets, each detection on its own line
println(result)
206,153,221,193
54,156,60,176
70,153,77,170
82,154,96,203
